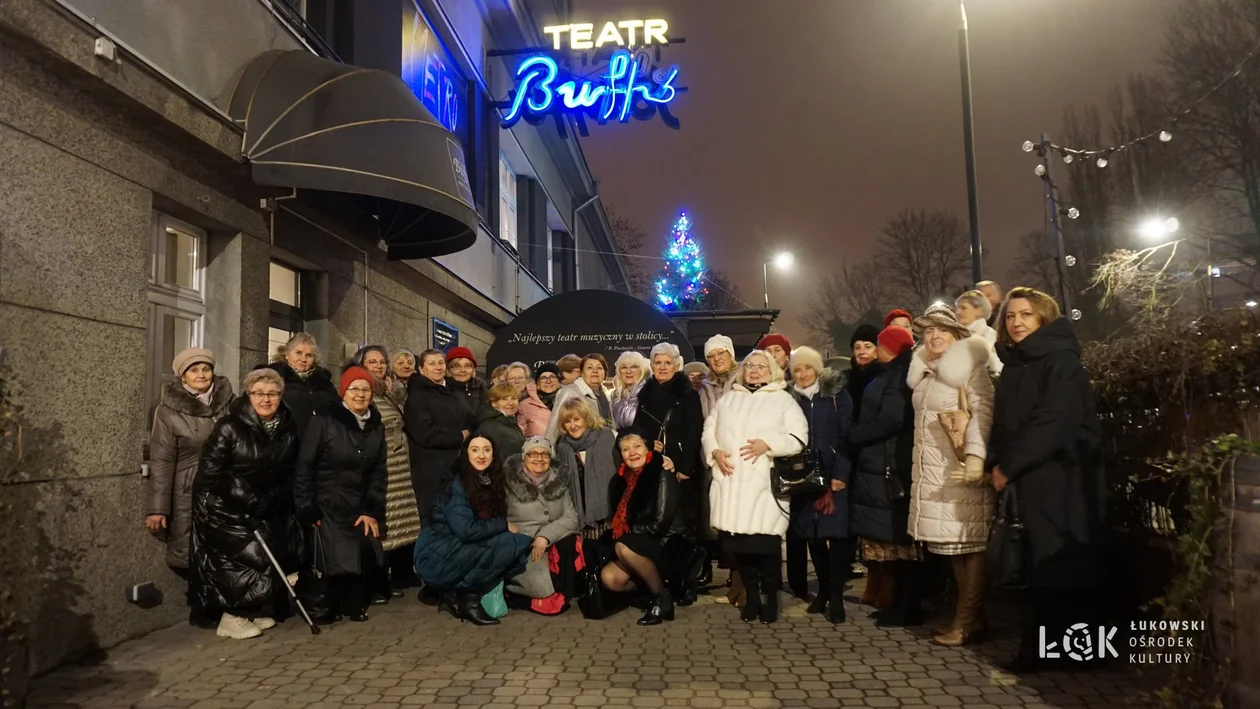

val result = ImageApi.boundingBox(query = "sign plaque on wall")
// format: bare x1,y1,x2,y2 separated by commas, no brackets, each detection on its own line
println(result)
432,318,459,353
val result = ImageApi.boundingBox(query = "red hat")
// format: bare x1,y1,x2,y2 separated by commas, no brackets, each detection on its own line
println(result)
339,366,373,398
445,346,477,367
883,309,913,328
756,333,792,352
877,326,914,358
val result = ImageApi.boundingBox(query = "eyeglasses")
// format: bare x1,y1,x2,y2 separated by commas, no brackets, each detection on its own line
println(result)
525,451,551,460
744,363,770,371
345,387,373,395
538,374,559,383
449,362,474,370
249,391,282,400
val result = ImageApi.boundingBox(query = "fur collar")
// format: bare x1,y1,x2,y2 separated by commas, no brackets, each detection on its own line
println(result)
639,372,693,402
732,379,787,394
503,454,571,502
908,337,989,389
160,376,233,417
268,362,333,389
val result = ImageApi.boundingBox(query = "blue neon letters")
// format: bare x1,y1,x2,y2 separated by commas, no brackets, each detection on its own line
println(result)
502,49,679,127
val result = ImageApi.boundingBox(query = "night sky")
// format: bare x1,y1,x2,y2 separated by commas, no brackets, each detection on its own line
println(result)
576,0,1180,351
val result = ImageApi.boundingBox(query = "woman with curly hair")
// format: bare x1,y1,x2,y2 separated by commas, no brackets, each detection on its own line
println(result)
412,436,533,625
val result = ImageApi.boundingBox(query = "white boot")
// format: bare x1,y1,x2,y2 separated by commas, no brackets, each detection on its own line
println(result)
216,613,262,639
252,617,277,630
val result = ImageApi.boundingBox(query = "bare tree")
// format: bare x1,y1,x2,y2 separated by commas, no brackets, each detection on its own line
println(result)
1011,229,1057,293
800,259,887,353
703,269,749,311
605,206,654,301
874,209,970,307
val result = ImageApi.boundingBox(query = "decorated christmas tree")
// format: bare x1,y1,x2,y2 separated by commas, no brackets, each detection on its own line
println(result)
654,212,709,311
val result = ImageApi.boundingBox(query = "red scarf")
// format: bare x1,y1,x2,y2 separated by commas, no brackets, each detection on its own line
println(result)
611,452,653,539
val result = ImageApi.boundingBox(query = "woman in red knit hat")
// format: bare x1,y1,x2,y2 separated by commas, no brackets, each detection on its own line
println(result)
446,346,488,416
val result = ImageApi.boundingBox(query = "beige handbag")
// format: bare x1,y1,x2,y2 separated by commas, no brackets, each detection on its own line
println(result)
937,387,970,463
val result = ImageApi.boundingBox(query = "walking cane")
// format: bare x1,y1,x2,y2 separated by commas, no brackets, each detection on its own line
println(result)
253,529,321,635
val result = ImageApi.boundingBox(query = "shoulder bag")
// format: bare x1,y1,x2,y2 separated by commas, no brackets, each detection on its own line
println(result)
937,386,971,464
771,433,826,497
987,485,1029,590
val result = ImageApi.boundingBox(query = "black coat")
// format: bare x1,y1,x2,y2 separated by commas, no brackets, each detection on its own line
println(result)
448,376,489,418
844,361,878,423
189,397,299,612
632,373,704,478
608,454,683,539
404,375,476,523
987,318,1106,590
475,407,526,463
264,362,340,439
846,351,915,545
293,403,388,576
788,371,854,540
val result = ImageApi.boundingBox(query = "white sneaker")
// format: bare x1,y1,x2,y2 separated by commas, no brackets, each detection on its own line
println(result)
216,613,262,639
252,617,277,630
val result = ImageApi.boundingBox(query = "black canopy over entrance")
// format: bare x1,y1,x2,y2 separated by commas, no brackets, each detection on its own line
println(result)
228,50,478,259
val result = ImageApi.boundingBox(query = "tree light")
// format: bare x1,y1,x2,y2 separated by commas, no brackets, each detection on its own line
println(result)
1022,140,1035,153
773,252,794,269
1159,130,1172,143
1071,309,1082,321
1067,207,1080,219
1065,255,1077,267
1096,156,1109,168
1034,164,1047,177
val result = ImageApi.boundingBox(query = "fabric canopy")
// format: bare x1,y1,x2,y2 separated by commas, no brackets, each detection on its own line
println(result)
228,50,478,259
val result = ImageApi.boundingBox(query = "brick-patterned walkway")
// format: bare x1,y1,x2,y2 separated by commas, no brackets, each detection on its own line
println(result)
27,576,1156,709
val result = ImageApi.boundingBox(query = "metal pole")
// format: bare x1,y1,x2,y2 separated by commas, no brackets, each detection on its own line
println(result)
1207,238,1214,311
959,1,983,284
1041,133,1073,314
763,261,770,309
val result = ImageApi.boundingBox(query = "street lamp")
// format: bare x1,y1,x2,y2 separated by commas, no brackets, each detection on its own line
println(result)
959,0,983,284
1137,216,1214,310
763,252,794,309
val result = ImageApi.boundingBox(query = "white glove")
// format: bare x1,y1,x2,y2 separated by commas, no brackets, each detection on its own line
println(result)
949,454,985,485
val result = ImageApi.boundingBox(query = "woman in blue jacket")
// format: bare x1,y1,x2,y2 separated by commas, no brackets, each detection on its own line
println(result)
786,347,854,624
413,436,533,625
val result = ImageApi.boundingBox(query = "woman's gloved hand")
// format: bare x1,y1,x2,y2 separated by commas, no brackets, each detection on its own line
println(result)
949,455,986,485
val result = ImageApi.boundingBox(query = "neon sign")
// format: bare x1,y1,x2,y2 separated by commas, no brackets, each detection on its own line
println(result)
542,19,670,50
501,49,678,128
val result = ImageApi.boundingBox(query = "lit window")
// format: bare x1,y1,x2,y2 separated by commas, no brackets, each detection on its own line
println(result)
146,215,206,426
499,153,518,248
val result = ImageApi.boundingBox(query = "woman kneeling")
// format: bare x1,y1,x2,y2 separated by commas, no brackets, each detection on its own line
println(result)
413,436,533,625
504,437,583,614
599,427,682,626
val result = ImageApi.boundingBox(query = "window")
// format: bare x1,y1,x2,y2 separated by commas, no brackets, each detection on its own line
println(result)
499,153,518,248
269,261,303,359
146,215,206,424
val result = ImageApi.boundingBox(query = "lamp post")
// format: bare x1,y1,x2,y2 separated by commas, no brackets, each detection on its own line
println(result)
959,0,983,284
1138,217,1214,311
763,252,794,309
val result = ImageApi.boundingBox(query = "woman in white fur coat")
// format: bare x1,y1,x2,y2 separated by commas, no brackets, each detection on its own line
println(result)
955,290,1003,376
907,304,995,647
703,350,808,625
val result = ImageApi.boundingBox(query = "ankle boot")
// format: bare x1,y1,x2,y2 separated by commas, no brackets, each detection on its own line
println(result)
638,589,675,626
806,595,828,615
826,593,846,623
874,561,923,627
935,553,987,646
738,564,761,622
758,556,781,624
874,563,897,610
457,590,500,626
858,563,882,606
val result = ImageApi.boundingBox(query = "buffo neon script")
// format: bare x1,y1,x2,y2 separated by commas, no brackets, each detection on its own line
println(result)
501,50,680,128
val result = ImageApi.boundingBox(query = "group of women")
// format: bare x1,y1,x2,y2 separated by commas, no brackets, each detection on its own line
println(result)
143,283,1103,673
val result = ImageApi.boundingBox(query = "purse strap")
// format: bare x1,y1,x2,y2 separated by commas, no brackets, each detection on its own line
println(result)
957,387,970,416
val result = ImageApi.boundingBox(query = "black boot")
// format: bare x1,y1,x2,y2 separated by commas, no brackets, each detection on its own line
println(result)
437,590,459,617
738,559,762,623
759,555,781,625
638,589,675,626
826,594,847,623
677,547,707,607
806,595,828,615
874,561,923,627
457,590,500,626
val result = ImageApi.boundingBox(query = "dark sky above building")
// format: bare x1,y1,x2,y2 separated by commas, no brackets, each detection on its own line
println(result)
575,0,1180,351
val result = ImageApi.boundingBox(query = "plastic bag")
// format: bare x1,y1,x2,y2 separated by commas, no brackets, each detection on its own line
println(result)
480,580,508,619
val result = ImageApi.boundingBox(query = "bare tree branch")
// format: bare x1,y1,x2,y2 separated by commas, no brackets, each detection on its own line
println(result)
874,209,970,308
605,206,654,301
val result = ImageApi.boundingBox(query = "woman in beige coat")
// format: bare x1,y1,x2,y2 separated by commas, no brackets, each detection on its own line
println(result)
145,347,234,627
354,346,422,597
906,304,995,646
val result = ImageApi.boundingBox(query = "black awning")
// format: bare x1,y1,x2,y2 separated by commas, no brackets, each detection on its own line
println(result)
228,50,478,259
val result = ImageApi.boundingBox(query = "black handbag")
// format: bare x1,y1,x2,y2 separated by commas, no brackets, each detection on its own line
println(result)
987,485,1029,590
771,434,826,497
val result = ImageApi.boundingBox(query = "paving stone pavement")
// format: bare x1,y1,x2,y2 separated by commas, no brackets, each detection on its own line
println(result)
27,575,1159,709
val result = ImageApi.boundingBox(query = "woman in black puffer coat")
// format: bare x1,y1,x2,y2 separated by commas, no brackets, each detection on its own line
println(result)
293,366,389,624
786,347,854,624
189,368,299,640
265,332,339,439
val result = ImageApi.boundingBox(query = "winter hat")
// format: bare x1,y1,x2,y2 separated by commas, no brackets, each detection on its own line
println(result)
682,362,710,378
172,347,214,377
704,334,735,358
849,324,881,349
884,309,913,328
522,435,554,457
877,326,915,358
445,346,477,366
535,362,561,381
339,366,373,398
788,346,824,377
912,303,972,341
756,333,792,352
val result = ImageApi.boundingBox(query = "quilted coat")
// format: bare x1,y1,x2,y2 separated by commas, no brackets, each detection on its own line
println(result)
787,371,854,541
847,351,915,545
145,376,235,569
373,388,420,551
987,317,1106,590
703,381,808,537
265,362,340,440
292,403,389,576
503,455,580,598
698,372,735,419
412,476,533,592
906,338,995,546
448,375,489,418
189,397,299,613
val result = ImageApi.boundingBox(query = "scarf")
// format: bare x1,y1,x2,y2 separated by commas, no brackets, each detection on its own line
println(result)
611,451,653,539
746,382,767,393
293,367,314,381
261,417,280,436
557,428,617,526
344,403,370,429
539,389,558,409
793,381,820,400
184,382,214,407
591,388,613,426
